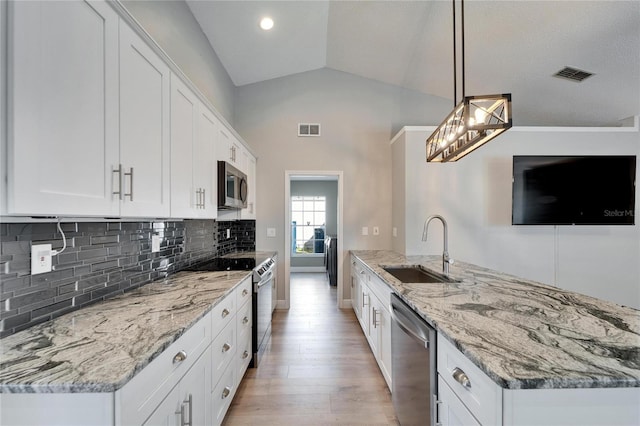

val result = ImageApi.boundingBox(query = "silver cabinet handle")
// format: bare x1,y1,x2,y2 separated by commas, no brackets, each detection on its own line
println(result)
242,350,249,359
201,188,205,208
372,307,379,328
173,350,187,364
242,289,249,297
452,367,472,388
222,386,231,399
124,167,134,201
359,270,366,275
242,316,249,325
222,342,232,353
222,308,230,318
112,164,123,199
181,394,192,426
362,292,369,308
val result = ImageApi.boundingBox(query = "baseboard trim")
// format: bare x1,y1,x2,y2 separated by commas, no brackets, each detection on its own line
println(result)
290,267,326,273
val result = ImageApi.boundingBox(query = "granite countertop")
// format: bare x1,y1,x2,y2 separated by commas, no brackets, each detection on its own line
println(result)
351,250,640,390
0,269,251,393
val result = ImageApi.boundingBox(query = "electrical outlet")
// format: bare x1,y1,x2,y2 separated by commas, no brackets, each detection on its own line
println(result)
393,227,398,237
31,244,52,275
151,235,161,253
226,229,231,239
362,227,369,236
267,228,276,237
373,226,380,236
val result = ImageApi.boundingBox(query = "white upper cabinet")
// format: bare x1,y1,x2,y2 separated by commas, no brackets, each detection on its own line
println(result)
170,74,217,219
119,23,171,218
217,127,245,171
8,0,120,216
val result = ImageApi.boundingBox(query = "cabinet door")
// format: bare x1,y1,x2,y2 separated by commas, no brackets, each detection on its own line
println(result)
377,300,393,389
143,385,181,426
119,23,170,217
437,375,481,426
195,106,218,218
170,74,197,218
217,127,234,164
178,346,212,426
8,0,119,216
367,290,380,356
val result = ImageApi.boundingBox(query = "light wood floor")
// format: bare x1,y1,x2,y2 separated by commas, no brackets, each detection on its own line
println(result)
222,272,398,425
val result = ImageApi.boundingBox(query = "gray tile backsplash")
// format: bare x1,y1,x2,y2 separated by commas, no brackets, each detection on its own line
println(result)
0,219,255,337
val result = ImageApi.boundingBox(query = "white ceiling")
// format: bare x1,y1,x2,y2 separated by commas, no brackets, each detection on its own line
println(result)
186,0,640,126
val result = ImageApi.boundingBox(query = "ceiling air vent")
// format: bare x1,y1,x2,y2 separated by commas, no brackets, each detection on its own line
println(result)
553,66,594,82
298,123,321,137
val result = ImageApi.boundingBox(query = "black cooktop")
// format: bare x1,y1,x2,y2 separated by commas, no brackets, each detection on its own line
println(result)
183,257,256,272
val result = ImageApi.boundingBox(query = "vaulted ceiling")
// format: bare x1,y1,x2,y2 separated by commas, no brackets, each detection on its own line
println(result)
186,0,640,127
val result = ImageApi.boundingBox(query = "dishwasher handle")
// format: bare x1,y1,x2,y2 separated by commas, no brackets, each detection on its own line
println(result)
390,305,431,349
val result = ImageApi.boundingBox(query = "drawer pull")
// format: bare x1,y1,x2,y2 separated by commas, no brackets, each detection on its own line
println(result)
242,289,249,297
222,342,232,353
173,350,187,364
242,316,250,325
242,350,249,359
452,367,472,389
222,386,231,399
222,308,230,318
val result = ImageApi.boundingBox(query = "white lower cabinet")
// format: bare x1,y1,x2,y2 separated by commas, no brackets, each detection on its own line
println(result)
437,375,480,426
350,255,392,390
143,346,212,426
0,277,252,426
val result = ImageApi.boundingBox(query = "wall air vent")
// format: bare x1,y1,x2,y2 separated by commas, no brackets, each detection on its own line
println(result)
553,66,594,82
298,123,321,137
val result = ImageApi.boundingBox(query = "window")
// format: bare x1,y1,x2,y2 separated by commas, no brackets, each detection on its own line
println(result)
291,196,325,255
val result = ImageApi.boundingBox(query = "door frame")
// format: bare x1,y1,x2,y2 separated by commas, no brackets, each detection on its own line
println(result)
284,170,344,309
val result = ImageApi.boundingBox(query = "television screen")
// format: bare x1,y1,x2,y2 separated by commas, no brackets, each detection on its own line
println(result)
512,156,636,225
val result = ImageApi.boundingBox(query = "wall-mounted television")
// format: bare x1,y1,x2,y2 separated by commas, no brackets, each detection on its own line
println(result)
512,155,636,225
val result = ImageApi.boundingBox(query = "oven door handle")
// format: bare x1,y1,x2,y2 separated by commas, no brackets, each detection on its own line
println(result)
256,270,274,288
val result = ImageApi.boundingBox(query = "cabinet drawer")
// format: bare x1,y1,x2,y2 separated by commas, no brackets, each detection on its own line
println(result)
437,336,502,426
212,290,236,338
212,320,237,386
236,330,252,380
212,361,237,426
235,276,252,309
236,296,252,342
438,375,481,426
117,311,211,425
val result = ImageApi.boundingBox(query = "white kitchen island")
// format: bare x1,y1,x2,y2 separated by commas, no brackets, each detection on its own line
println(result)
351,250,640,426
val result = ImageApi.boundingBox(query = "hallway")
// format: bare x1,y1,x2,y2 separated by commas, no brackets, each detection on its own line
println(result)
223,273,397,425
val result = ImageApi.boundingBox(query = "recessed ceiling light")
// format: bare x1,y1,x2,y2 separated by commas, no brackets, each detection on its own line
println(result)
260,17,274,31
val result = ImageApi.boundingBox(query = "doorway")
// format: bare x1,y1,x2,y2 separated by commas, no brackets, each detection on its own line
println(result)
284,171,344,309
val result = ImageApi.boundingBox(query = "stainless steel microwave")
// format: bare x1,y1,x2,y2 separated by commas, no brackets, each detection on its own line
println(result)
218,161,248,209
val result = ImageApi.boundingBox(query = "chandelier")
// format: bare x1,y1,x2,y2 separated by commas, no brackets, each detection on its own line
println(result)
426,0,512,162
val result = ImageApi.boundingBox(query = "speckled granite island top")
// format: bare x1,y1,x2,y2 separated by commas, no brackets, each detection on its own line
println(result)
352,250,640,390
0,269,251,393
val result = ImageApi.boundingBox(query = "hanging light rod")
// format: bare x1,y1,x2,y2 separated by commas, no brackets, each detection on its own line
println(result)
426,0,512,163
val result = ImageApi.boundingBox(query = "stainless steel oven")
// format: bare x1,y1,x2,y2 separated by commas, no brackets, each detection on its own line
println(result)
251,257,275,367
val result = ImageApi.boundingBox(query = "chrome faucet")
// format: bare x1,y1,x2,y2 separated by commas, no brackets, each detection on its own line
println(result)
422,215,454,276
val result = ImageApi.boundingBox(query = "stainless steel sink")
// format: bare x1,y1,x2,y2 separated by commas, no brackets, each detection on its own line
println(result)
382,265,459,283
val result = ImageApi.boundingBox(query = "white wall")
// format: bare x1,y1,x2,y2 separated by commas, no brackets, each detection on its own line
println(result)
395,125,640,309
121,0,236,124
235,68,451,301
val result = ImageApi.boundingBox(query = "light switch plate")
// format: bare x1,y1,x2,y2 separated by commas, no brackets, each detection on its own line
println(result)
393,227,398,237
31,244,52,275
362,227,368,236
226,229,231,239
151,235,161,253
267,228,276,238
373,226,380,236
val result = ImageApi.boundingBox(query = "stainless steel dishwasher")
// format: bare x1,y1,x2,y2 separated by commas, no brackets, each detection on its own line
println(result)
391,293,437,426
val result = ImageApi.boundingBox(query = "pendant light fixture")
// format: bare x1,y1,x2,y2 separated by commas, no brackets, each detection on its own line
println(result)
426,0,512,162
